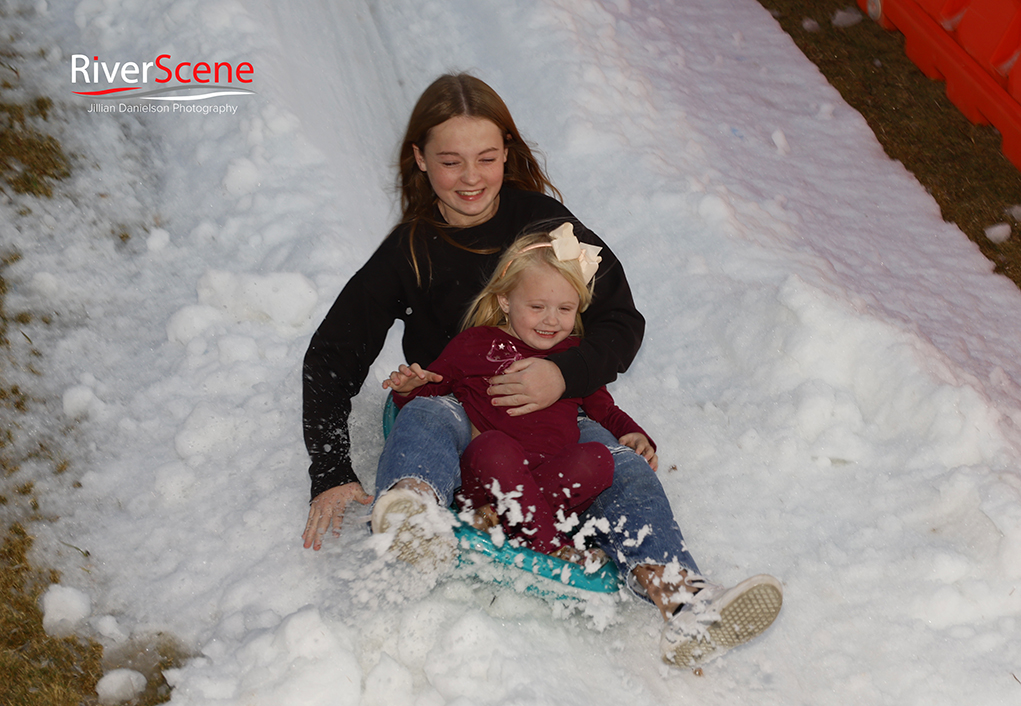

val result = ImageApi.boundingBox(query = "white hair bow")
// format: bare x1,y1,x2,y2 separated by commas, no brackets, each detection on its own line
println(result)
548,222,602,284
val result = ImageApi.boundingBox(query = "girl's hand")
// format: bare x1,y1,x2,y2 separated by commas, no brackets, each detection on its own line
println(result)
303,482,374,550
487,358,565,416
382,363,443,394
619,432,658,471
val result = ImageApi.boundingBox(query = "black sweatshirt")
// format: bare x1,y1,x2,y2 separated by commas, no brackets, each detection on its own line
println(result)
302,187,646,499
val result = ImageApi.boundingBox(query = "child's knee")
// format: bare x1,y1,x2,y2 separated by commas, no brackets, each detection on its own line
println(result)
397,395,472,448
580,442,614,488
403,395,467,423
611,447,662,485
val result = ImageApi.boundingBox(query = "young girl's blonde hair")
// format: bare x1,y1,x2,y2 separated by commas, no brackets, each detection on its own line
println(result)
462,228,595,335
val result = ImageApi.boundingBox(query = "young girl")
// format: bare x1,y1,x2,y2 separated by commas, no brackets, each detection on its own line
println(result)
383,223,657,564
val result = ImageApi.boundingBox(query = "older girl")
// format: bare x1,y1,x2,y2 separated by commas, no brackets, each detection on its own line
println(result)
301,73,781,667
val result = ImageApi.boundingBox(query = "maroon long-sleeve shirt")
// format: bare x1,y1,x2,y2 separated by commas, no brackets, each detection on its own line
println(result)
393,326,655,457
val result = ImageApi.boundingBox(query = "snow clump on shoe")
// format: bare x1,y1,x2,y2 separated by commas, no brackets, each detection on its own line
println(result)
660,574,783,668
370,487,457,570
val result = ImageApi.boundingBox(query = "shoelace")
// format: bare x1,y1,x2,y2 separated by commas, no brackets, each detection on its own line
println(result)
671,579,710,616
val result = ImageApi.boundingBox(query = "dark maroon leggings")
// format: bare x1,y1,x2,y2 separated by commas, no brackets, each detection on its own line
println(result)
458,430,614,554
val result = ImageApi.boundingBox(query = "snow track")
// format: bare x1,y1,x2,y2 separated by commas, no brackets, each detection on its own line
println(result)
4,0,1021,703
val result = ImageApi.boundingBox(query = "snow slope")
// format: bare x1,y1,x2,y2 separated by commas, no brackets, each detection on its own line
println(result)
3,0,1021,704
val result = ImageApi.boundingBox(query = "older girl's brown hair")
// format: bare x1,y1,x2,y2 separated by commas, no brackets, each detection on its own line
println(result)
398,73,562,283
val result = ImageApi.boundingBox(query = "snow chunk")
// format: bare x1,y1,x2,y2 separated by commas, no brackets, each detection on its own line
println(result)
217,335,259,364
697,193,736,227
30,271,61,298
154,461,197,503
62,384,106,419
832,8,863,27
41,584,91,636
96,669,146,705
423,612,504,701
772,128,791,155
175,403,257,460
985,223,1011,244
93,615,129,642
363,653,414,706
166,304,225,345
197,270,318,329
166,607,361,706
223,158,261,196
147,228,171,251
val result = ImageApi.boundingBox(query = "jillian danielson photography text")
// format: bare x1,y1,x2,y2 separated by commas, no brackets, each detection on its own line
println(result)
86,102,241,114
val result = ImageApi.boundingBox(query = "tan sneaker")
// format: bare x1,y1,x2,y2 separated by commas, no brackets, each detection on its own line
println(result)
660,574,783,667
370,487,456,569
469,503,500,531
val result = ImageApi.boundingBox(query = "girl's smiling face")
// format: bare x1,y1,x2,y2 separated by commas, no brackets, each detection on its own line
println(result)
413,116,508,227
497,263,580,350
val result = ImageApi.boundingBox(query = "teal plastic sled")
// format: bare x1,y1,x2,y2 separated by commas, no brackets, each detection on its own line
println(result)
382,394,623,595
452,517,622,594
382,393,399,438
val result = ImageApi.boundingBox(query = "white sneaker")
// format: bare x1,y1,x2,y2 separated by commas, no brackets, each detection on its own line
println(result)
370,487,457,569
660,574,783,667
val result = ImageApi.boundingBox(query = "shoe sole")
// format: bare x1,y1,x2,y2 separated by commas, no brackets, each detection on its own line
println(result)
373,491,456,568
662,578,783,667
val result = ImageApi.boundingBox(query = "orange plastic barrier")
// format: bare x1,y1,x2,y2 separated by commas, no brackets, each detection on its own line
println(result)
858,0,1021,170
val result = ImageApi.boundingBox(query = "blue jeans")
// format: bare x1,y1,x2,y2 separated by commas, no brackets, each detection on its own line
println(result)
375,396,701,595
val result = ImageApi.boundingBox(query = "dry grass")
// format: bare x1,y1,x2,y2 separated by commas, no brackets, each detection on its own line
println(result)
0,522,187,706
0,96,69,198
0,523,105,706
1,87,187,705
2,223,109,706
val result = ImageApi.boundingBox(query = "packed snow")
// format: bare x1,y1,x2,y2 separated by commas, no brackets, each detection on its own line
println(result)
4,0,1021,704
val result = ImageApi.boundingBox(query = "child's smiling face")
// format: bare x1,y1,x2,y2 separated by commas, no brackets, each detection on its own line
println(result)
497,263,579,350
